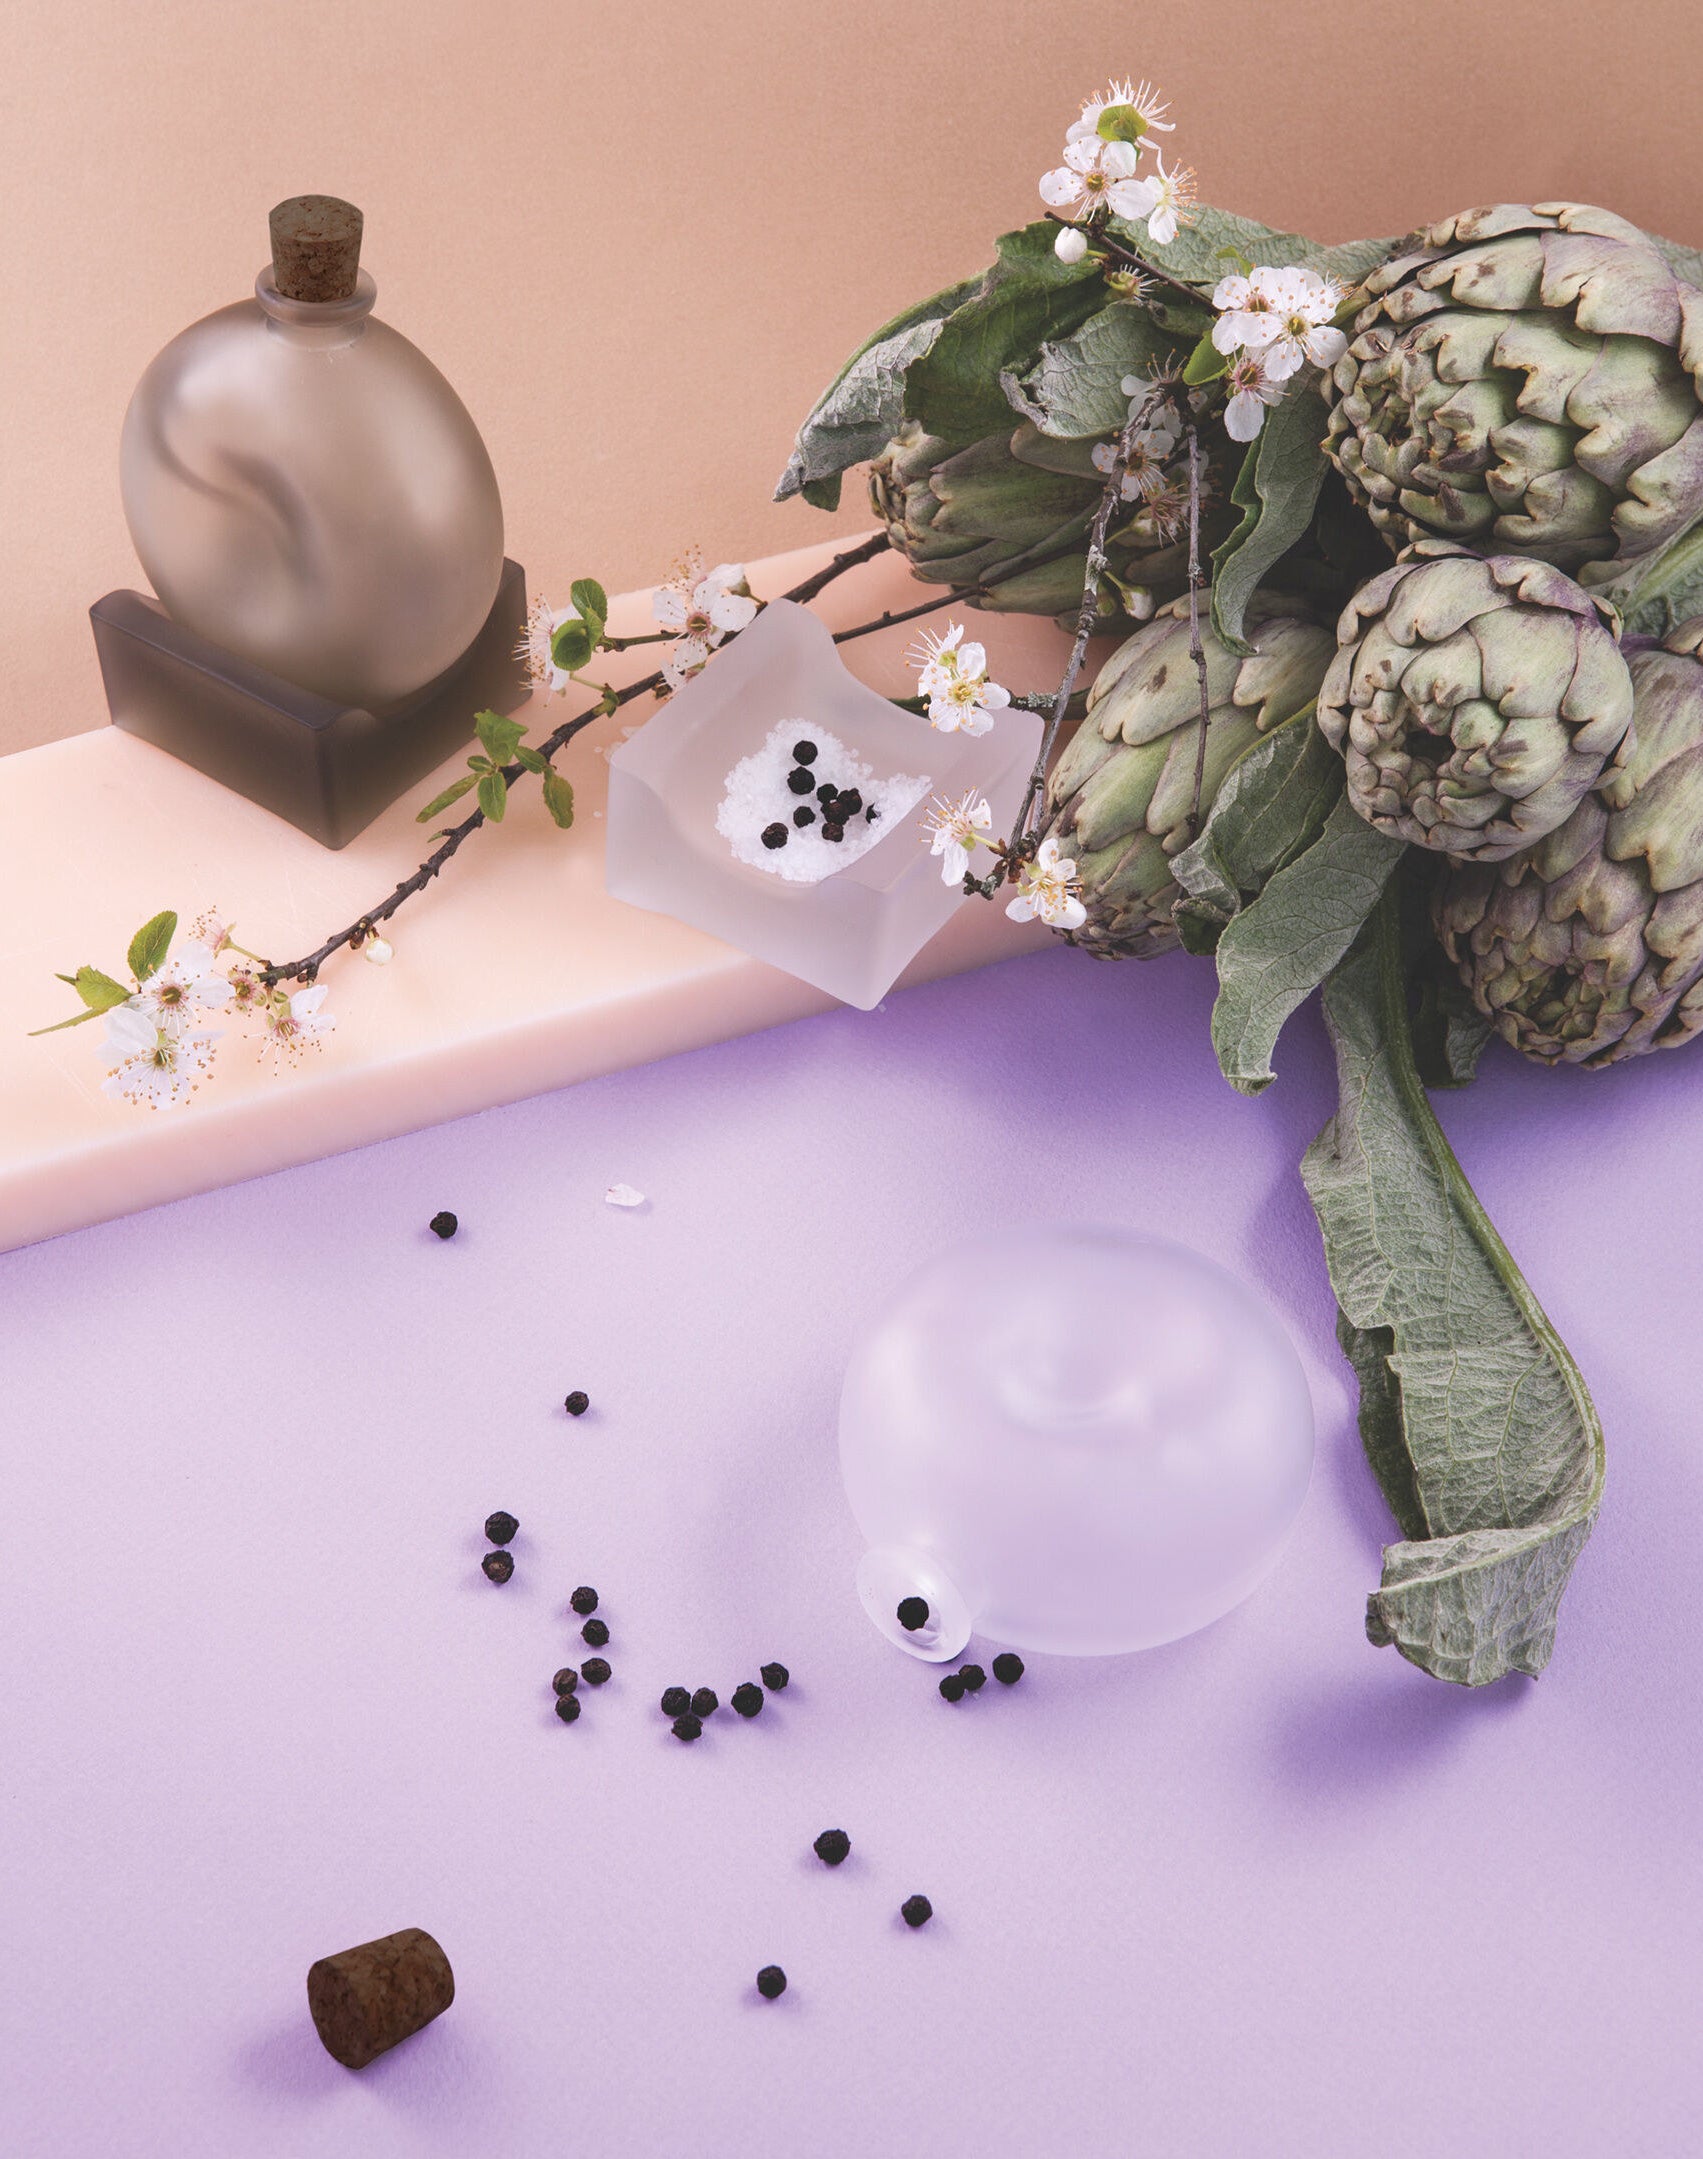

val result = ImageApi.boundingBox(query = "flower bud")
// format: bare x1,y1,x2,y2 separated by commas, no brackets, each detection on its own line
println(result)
1053,226,1089,264
363,934,394,965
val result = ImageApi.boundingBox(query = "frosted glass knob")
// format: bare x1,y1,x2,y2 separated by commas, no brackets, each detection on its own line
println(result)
838,1226,1314,1659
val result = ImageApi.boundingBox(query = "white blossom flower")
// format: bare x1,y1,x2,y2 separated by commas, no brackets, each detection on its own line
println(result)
516,593,576,701
1038,135,1150,222
188,911,232,955
1213,265,1345,380
129,944,232,1036
1224,351,1287,442
1115,154,1198,247
1053,226,1089,265
921,790,994,885
101,1003,220,1110
1128,472,1193,543
1092,427,1179,502
907,623,1011,736
1066,79,1174,147
1005,837,1087,932
653,551,759,690
225,966,267,1019
1211,267,1284,355
257,982,335,1062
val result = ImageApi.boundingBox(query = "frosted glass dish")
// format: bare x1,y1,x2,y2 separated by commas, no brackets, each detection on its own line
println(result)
604,601,1042,1010
839,1225,1315,1659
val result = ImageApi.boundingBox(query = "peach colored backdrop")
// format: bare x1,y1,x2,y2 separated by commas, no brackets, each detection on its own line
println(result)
5,0,1701,756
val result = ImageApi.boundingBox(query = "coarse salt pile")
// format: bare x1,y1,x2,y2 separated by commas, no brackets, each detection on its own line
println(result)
716,722,929,885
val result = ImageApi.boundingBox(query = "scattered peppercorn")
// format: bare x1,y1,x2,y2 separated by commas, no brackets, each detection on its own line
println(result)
582,1657,612,1686
822,822,845,842
564,1389,590,1417
960,1663,987,1693
838,788,864,816
760,1662,789,1691
901,1896,934,1929
787,767,815,795
660,1686,691,1718
690,1687,719,1719
671,1712,703,1742
581,1618,610,1648
756,1965,787,2000
429,1211,458,1239
938,1673,965,1702
554,1693,581,1724
992,1652,1025,1685
761,823,789,850
481,1550,513,1584
816,783,835,804
731,1682,763,1718
897,1597,930,1632
813,1829,851,1867
484,1511,518,1546
792,805,816,827
552,1668,579,1697
792,741,818,765
570,1587,599,1616
865,805,879,822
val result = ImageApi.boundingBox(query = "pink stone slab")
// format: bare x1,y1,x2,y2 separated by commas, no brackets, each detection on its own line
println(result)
0,539,1088,1253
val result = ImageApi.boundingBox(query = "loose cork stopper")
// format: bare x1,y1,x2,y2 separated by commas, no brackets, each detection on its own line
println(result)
269,195,364,304
305,1926,453,2069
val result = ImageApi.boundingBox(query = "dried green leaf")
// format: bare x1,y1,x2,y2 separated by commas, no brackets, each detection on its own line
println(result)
416,773,477,823
1003,302,1185,440
1171,710,1342,945
127,911,177,983
1209,386,1332,653
1301,891,1605,1686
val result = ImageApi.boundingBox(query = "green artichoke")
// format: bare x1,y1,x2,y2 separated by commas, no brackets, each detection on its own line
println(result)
1323,203,1703,581
869,419,1230,621
1434,618,1703,1065
1040,591,1336,957
1316,540,1635,859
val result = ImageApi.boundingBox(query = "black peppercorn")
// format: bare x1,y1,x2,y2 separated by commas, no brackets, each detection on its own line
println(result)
761,823,789,850
552,1668,579,1697
582,1657,612,1686
816,783,835,804
483,1511,518,1547
563,1389,590,1417
960,1663,987,1693
838,788,863,816
760,1662,789,1691
569,1587,599,1616
792,741,818,765
897,1596,930,1632
481,1550,513,1584
901,1895,933,1929
756,1964,787,2000
992,1652,1025,1685
660,1686,691,1718
786,767,815,795
822,822,845,843
865,805,878,822
792,805,816,827
731,1681,764,1718
581,1617,610,1648
812,1829,851,1867
554,1693,581,1724
671,1712,703,1742
429,1211,458,1239
690,1687,718,1719
938,1672,965,1702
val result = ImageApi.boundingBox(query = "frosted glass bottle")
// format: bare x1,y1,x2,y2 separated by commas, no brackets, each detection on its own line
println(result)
118,195,504,711
839,1226,1314,1660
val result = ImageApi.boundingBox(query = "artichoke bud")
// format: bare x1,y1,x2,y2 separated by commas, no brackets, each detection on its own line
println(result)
1317,539,1636,859
1435,615,1703,1064
1039,592,1336,959
1324,202,1703,584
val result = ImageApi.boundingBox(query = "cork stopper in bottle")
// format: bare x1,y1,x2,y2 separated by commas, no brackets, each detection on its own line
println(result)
269,195,364,304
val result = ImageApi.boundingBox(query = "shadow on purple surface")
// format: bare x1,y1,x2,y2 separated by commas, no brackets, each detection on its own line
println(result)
1274,1664,1531,1804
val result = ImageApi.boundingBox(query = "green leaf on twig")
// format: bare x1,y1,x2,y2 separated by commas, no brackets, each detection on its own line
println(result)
29,964,133,1035
416,773,477,823
1181,330,1228,386
477,770,508,823
550,619,594,675
541,767,575,830
569,579,609,644
127,911,176,983
513,745,548,775
474,710,527,766
1210,385,1332,653
1301,889,1605,1686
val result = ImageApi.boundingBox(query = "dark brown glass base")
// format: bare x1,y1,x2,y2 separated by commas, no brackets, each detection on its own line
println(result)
89,560,529,850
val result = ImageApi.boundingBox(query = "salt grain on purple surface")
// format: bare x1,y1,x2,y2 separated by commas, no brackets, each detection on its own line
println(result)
715,721,927,885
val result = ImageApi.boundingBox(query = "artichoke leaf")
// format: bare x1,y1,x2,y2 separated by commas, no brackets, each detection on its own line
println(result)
1301,891,1605,1686
1210,386,1332,653
1171,710,1341,948
1004,303,1188,441
1117,204,1397,293
1206,794,1405,1095
774,273,985,506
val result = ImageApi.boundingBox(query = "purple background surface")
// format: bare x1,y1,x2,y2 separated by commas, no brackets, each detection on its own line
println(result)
2,944,1698,2158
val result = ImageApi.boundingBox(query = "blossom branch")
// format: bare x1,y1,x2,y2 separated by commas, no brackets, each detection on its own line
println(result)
1184,420,1212,835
